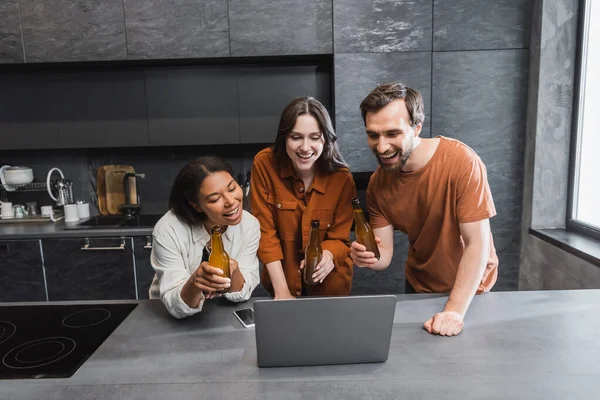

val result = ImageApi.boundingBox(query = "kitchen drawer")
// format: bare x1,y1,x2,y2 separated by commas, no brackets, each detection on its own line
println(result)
42,237,136,301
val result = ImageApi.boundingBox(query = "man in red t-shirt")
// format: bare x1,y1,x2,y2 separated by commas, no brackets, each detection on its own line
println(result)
350,83,498,336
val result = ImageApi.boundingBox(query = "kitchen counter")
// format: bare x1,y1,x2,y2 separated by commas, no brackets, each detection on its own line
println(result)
0,218,153,239
1,290,599,399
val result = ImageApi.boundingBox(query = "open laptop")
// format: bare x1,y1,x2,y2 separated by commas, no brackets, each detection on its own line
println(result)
254,295,397,368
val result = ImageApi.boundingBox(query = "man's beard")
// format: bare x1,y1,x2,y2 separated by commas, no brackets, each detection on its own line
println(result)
376,148,412,172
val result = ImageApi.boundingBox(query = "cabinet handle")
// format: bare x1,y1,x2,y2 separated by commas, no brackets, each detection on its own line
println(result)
143,236,152,249
81,237,126,251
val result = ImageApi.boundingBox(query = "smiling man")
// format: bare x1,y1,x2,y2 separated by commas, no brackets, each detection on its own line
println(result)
350,83,498,336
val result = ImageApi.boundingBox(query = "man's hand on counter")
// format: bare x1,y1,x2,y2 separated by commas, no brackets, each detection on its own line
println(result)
423,310,464,336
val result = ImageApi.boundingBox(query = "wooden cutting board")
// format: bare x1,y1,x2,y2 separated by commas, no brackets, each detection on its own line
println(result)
96,166,111,215
104,165,137,215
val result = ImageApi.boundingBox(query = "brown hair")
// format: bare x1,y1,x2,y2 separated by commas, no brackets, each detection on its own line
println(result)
169,156,234,226
359,83,425,128
273,97,349,172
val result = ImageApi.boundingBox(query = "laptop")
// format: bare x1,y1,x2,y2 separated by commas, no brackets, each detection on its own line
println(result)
254,295,397,368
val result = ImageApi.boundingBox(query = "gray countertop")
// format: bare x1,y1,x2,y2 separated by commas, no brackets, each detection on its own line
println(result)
0,219,153,239
1,290,599,399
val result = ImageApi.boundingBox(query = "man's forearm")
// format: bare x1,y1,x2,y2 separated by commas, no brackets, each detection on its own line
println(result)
370,247,393,271
444,244,488,316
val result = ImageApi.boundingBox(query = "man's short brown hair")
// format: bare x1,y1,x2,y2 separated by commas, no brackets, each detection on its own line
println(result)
359,83,425,128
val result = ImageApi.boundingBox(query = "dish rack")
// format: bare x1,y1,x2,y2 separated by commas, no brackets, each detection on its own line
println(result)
0,183,59,202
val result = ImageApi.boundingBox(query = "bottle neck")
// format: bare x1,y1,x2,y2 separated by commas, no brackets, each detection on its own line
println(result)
211,232,225,253
308,226,320,247
353,208,367,225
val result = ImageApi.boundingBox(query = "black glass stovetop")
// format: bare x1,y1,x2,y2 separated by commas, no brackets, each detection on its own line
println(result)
0,303,137,379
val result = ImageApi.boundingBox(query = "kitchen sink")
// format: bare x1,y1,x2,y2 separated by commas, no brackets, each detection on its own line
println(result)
73,213,164,229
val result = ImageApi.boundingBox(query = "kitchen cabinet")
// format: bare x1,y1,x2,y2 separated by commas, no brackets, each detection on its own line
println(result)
54,70,149,148
134,236,155,299
0,0,24,63
145,67,240,146
228,0,333,57
19,0,127,63
0,73,60,150
42,237,136,301
238,65,332,144
0,240,46,302
123,0,229,60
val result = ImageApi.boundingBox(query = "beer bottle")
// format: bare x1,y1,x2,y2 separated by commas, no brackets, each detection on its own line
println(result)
209,225,231,292
351,198,380,260
303,219,322,285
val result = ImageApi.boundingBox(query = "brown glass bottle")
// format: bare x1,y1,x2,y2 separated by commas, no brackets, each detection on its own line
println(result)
209,225,231,292
303,219,322,285
351,198,380,260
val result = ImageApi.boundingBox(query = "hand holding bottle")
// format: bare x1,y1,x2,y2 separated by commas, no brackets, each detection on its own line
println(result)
191,261,232,297
303,219,323,285
300,249,334,283
350,237,381,269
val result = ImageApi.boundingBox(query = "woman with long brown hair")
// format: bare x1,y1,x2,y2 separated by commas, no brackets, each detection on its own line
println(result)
250,97,356,299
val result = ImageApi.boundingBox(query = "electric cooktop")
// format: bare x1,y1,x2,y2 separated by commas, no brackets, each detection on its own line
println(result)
0,303,137,379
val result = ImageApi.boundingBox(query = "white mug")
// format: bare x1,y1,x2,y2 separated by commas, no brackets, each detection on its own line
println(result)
41,205,53,217
63,204,80,223
1,201,13,218
76,202,90,219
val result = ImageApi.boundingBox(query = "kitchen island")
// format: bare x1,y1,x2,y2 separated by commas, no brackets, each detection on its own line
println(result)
1,290,599,399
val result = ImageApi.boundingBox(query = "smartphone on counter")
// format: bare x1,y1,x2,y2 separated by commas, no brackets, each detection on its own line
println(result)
233,308,255,328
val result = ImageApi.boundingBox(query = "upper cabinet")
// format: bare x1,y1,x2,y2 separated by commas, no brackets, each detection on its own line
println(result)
433,0,531,51
333,0,432,53
229,0,333,56
238,65,332,143
19,0,127,63
0,0,24,63
4,0,334,64
123,0,230,60
0,73,60,149
54,70,149,148
145,67,240,146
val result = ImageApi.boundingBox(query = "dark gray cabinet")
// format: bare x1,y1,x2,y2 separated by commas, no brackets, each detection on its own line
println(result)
54,71,149,148
0,240,46,302
19,0,126,63
145,67,240,146
238,65,332,144
0,73,60,149
228,0,333,56
123,0,230,60
42,237,136,301
134,236,155,299
333,0,432,53
0,0,24,63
